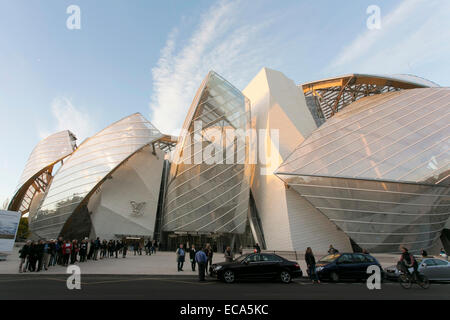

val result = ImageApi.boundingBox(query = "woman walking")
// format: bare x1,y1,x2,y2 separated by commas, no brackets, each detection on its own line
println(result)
305,247,320,284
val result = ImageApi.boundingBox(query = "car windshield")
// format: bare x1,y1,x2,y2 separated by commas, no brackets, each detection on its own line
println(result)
234,255,248,263
318,254,341,263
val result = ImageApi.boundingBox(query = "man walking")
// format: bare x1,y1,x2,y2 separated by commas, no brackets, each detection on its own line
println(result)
176,244,185,271
224,246,233,263
195,248,208,281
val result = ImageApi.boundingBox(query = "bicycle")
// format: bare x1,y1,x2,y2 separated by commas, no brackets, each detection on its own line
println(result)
398,268,430,289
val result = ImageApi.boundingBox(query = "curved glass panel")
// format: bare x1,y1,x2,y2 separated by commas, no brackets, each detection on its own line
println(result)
162,71,252,234
278,174,450,253
277,88,450,185
8,130,76,213
30,113,162,239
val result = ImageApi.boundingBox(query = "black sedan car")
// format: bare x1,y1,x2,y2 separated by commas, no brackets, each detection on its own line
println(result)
211,253,303,284
315,253,383,282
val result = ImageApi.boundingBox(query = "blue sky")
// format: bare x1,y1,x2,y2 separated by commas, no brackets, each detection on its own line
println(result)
1,0,449,207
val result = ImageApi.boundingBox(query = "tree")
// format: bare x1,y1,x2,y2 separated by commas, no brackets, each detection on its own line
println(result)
16,217,30,240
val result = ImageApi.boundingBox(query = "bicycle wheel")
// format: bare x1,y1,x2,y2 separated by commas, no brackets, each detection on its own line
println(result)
399,274,412,289
417,275,430,289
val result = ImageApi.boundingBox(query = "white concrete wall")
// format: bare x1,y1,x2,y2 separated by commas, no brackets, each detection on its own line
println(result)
88,146,164,239
243,67,352,252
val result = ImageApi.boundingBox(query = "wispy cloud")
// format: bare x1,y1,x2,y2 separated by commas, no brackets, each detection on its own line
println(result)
327,0,450,80
149,0,284,135
39,97,96,142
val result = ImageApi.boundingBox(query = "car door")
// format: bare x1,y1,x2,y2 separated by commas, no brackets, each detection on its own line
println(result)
432,259,450,280
259,254,282,278
353,253,371,279
336,254,355,279
239,254,263,279
419,258,437,279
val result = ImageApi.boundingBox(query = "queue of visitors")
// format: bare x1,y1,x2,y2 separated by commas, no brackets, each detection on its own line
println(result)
18,237,158,273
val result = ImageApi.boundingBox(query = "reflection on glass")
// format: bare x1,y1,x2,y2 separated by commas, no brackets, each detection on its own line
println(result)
162,71,252,234
31,113,162,239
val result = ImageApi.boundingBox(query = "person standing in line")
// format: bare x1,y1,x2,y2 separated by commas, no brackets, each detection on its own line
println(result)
28,241,38,272
93,237,100,260
305,247,320,284
176,244,185,271
70,240,79,264
18,240,31,273
114,240,120,258
87,240,94,260
224,246,233,263
62,240,72,266
122,240,128,258
189,244,197,271
42,240,50,270
48,240,56,267
151,240,156,254
56,237,64,265
195,248,208,281
79,240,87,262
36,240,45,272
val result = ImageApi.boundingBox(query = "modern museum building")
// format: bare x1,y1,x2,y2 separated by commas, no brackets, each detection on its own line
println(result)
8,68,450,254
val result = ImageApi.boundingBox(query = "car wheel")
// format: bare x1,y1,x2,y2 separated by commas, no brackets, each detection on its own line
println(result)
223,270,235,284
330,272,339,283
280,270,292,284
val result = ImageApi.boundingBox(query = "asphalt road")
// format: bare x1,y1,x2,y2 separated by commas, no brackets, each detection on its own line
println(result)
0,274,449,300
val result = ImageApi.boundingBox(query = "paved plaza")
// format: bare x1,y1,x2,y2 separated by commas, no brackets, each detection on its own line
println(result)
2,245,404,275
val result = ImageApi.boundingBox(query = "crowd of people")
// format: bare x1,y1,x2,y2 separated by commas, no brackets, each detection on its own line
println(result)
18,237,158,273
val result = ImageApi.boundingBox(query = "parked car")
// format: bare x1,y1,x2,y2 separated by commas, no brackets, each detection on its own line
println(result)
211,253,303,284
384,257,450,281
315,253,382,282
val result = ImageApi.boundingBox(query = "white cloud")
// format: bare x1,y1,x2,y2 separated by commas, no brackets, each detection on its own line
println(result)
327,0,450,79
40,97,96,142
149,0,282,135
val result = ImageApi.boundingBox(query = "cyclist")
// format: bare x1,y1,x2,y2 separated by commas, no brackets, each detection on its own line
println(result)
398,247,419,279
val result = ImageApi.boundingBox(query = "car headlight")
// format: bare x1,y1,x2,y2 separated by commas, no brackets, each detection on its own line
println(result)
214,265,223,271
315,266,324,272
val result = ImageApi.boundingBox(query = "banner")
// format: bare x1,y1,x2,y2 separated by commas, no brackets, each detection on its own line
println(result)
0,210,21,252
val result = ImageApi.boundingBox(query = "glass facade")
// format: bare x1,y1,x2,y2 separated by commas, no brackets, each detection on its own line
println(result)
277,88,450,253
30,113,162,239
276,175,450,253
8,130,76,214
278,88,450,185
162,71,252,234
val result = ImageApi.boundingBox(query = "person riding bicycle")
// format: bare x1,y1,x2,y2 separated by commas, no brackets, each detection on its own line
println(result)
398,247,420,279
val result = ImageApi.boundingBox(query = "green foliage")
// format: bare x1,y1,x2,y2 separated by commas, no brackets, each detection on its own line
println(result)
16,217,29,240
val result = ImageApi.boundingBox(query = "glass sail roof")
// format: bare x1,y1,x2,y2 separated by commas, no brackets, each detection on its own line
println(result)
277,88,450,185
